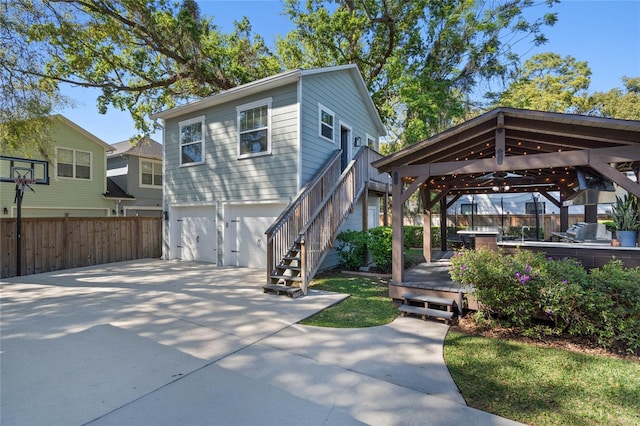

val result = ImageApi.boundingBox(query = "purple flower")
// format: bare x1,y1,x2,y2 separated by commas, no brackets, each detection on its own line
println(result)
546,309,553,316
460,264,467,272
515,272,530,285
547,256,553,261
525,264,531,273
457,251,464,257
562,279,568,285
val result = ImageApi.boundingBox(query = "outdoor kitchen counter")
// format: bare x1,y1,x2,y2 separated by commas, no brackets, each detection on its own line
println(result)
497,240,640,268
458,227,500,250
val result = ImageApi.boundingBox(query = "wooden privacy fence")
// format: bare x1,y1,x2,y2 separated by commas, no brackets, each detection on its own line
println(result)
1,216,162,278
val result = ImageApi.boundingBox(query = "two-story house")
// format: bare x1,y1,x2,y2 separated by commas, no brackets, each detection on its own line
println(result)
151,65,389,293
1,115,117,218
107,138,163,216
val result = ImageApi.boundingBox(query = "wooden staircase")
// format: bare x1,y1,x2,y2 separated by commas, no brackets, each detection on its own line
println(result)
264,147,389,296
398,293,457,325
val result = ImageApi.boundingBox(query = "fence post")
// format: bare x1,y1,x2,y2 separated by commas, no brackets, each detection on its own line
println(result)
63,213,70,269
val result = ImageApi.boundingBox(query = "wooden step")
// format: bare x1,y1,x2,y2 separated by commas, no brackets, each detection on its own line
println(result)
398,305,454,324
269,275,302,283
403,293,456,311
277,264,301,272
263,284,302,298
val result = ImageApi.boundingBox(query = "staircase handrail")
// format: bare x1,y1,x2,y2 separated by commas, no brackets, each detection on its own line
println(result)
265,150,342,238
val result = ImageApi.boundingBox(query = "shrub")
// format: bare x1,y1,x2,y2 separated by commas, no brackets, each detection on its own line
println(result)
450,250,640,354
584,260,640,353
402,226,441,248
335,230,368,270
403,226,423,248
368,226,394,273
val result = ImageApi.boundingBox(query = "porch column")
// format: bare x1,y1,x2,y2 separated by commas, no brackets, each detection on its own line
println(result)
420,187,431,263
560,191,569,231
440,196,447,251
392,170,405,283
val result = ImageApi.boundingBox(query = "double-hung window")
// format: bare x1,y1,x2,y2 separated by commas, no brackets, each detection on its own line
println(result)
140,159,162,187
57,148,92,180
237,98,271,158
179,116,205,165
318,104,335,142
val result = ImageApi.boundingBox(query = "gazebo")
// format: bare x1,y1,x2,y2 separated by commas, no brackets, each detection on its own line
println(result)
373,108,640,284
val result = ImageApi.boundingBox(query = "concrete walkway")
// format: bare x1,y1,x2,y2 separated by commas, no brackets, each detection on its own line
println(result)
1,259,521,425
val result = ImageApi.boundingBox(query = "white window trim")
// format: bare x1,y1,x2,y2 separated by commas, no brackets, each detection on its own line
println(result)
56,147,93,181
178,115,206,167
318,103,335,143
139,158,163,188
366,133,377,151
236,98,272,159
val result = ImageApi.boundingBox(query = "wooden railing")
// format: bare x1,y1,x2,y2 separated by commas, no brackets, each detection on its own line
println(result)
265,147,388,294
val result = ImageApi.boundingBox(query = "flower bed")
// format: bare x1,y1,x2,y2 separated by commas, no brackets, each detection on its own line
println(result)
449,248,640,355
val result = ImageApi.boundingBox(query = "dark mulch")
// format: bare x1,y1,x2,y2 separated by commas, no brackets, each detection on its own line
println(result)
451,314,640,361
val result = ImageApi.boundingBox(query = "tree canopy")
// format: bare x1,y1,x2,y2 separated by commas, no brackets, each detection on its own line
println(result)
7,0,638,156
277,0,559,145
490,52,592,113
8,0,281,143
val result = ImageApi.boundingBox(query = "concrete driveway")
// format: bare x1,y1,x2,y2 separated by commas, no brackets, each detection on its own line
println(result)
1,259,521,425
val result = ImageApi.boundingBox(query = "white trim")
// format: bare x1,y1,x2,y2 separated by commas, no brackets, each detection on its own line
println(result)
318,103,336,143
178,115,206,166
339,121,353,162
296,78,303,192
151,65,386,137
366,133,377,150
236,98,272,159
107,166,128,177
55,147,94,181
5,206,110,218
139,158,163,188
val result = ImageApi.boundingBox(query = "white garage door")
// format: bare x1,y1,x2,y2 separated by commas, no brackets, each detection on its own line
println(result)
224,204,285,269
170,206,217,263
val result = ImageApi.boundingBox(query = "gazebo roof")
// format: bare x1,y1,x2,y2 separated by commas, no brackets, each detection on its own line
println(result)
374,108,640,197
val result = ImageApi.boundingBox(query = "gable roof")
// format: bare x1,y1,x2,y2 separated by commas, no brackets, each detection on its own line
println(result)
53,115,114,152
150,64,386,136
373,107,640,197
108,138,162,160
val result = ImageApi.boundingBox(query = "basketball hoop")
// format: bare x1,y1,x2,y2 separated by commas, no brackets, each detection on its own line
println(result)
14,176,37,194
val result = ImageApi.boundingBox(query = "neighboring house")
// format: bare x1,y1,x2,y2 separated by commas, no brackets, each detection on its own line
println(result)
0,115,117,218
107,138,163,216
151,64,389,290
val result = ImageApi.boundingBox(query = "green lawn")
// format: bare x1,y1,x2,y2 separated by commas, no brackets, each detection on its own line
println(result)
302,272,640,426
444,331,640,426
300,273,398,327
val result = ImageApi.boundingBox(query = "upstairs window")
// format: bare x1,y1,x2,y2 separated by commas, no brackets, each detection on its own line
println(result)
319,104,335,142
179,116,205,165
237,99,271,158
57,148,91,180
140,159,162,187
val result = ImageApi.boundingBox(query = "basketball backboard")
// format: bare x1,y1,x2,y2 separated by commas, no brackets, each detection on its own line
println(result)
0,156,49,184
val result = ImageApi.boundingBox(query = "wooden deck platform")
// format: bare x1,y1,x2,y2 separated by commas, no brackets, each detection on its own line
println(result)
390,254,477,311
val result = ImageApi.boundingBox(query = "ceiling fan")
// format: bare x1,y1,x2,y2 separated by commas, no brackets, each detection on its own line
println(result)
469,171,535,191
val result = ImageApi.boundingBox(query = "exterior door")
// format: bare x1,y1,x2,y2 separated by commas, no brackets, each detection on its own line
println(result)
228,216,273,268
176,210,217,263
340,125,351,171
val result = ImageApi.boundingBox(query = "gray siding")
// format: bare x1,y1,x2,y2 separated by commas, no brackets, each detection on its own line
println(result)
164,84,299,205
299,70,381,185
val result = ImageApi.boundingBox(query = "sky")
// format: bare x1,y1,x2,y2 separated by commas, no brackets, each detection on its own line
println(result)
56,0,640,145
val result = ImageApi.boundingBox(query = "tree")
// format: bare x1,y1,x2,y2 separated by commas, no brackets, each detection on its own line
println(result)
0,1,69,158
277,0,558,146
490,52,592,113
10,0,282,137
585,77,640,120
